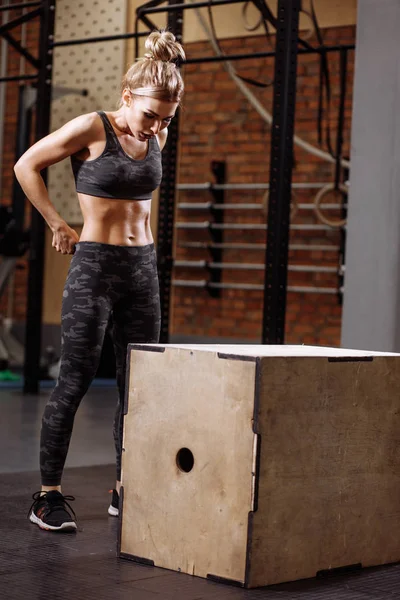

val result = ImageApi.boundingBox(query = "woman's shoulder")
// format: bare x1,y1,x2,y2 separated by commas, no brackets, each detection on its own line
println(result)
56,112,104,148
63,111,102,133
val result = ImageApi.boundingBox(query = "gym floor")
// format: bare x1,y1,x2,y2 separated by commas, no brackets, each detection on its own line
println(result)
1,383,399,600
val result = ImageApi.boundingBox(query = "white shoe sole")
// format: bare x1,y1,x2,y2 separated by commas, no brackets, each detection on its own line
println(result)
29,511,77,532
108,504,119,517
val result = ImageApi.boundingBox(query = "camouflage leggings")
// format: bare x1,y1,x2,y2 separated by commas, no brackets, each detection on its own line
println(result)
40,241,161,486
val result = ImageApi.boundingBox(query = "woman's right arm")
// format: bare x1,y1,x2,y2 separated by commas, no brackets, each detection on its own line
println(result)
14,112,98,254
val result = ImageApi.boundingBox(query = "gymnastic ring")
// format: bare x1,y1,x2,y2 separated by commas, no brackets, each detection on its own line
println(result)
242,1,263,31
314,183,348,228
299,9,317,41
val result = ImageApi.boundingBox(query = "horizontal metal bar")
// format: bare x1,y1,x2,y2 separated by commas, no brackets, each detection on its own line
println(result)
288,224,335,231
176,222,209,230
177,182,333,191
290,244,339,251
177,202,346,211
211,261,262,270
289,264,338,273
179,202,210,209
179,242,340,252
179,242,264,249
178,202,263,210
0,1,41,12
138,0,244,16
176,222,267,230
172,280,339,294
174,260,338,273
184,44,355,66
177,183,213,191
184,51,275,65
174,279,207,288
210,282,265,291
298,204,346,210
52,30,148,48
288,286,340,295
136,0,165,12
175,260,207,268
0,73,37,83
176,221,335,231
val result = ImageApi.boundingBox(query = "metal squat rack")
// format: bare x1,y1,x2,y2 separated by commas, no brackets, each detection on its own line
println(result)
1,0,353,391
174,176,345,296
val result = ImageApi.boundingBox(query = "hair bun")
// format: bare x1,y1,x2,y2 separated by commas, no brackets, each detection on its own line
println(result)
145,29,186,64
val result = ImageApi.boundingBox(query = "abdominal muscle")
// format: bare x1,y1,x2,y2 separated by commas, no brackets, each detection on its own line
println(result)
78,194,153,247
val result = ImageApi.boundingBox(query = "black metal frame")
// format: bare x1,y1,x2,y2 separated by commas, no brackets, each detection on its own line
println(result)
23,1,56,393
0,0,355,390
2,2,153,392
207,161,226,298
0,1,56,392
156,0,184,343
138,0,244,14
262,0,300,344
135,0,355,345
0,2,42,11
183,43,354,65
136,0,301,343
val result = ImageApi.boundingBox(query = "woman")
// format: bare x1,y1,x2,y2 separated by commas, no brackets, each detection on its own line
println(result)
15,29,185,532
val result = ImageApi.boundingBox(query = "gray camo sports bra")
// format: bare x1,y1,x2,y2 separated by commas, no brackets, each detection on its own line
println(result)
70,111,162,201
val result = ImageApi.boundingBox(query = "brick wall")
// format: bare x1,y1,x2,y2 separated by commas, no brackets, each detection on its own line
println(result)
173,26,355,345
0,9,38,321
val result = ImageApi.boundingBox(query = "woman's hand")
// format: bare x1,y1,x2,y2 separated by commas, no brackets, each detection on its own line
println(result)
51,222,79,254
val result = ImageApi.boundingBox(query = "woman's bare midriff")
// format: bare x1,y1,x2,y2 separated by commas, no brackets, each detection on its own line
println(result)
78,194,153,246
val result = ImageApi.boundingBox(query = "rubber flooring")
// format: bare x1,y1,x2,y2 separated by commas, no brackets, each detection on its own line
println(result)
1,385,400,599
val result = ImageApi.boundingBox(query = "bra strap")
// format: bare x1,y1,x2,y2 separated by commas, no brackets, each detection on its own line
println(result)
97,111,119,151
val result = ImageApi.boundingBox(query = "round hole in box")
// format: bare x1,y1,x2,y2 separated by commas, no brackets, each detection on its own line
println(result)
176,448,194,473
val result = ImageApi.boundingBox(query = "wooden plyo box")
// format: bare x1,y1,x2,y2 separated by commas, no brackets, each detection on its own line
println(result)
119,344,400,588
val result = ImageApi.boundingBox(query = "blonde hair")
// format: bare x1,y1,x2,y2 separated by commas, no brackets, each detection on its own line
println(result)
121,30,185,103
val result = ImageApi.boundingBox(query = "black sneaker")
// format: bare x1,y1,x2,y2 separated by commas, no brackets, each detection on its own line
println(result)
28,491,77,532
108,489,119,517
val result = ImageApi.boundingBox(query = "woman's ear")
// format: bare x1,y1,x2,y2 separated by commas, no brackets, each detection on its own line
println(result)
122,88,132,107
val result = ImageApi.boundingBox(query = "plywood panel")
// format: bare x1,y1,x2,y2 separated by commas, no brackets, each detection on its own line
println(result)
120,344,400,587
121,346,256,582
249,356,400,586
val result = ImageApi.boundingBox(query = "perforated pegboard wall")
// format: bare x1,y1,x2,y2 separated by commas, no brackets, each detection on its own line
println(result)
48,0,128,224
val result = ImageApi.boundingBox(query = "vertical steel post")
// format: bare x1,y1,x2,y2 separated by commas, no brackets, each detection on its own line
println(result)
23,0,55,393
156,0,183,343
336,48,348,306
262,0,300,344
208,160,225,298
12,85,34,230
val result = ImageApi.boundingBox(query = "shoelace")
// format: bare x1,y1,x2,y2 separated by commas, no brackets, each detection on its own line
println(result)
27,491,77,520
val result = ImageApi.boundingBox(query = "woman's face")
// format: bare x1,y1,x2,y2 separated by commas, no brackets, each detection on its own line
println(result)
123,92,178,142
